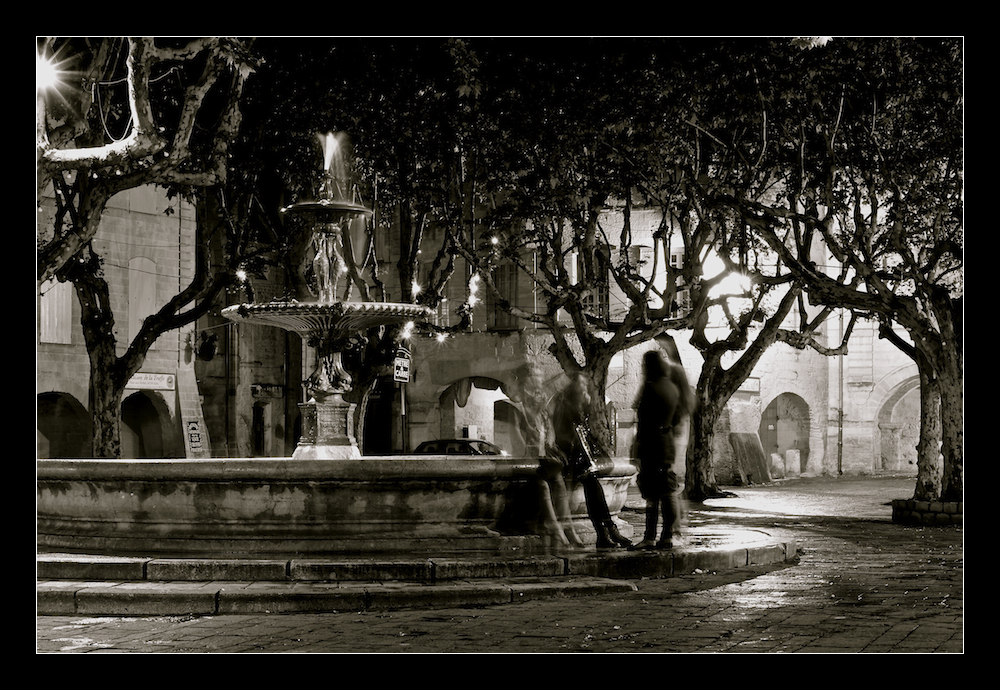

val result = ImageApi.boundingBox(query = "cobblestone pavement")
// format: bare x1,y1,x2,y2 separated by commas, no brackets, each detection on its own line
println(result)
36,475,963,653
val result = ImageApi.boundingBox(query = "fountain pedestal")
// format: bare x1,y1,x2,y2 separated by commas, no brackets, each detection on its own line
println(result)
223,301,431,460
296,394,359,459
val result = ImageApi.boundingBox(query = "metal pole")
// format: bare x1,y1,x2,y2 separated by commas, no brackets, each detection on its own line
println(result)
837,310,844,475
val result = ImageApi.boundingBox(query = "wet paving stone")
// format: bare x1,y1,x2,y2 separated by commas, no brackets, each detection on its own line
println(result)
37,476,962,653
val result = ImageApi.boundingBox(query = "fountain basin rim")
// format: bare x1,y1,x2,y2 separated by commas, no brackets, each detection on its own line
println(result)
222,301,432,318
280,198,373,216
37,456,637,482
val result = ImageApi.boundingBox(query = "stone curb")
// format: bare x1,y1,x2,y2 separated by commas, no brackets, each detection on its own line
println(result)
36,577,641,616
891,498,963,526
37,537,798,616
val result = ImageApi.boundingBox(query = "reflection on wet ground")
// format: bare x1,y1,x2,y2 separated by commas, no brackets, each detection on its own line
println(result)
38,475,962,653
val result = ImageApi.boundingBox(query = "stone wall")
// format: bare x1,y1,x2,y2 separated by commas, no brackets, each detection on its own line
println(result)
891,498,963,526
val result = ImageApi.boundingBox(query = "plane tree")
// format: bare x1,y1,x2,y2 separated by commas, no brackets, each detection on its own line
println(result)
440,41,691,454
36,37,258,458
442,40,843,497
702,38,963,501
638,38,862,499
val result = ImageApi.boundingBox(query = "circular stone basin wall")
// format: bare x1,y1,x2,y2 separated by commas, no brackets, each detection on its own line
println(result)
36,457,636,556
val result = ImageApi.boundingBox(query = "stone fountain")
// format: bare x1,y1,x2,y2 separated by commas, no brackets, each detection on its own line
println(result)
223,133,431,460
36,133,636,556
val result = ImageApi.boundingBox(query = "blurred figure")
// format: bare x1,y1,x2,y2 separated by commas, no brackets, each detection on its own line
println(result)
551,375,631,549
668,362,695,545
516,365,583,550
632,351,696,549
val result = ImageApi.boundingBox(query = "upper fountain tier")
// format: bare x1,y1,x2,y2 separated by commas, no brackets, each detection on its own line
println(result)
223,132,432,335
222,300,431,337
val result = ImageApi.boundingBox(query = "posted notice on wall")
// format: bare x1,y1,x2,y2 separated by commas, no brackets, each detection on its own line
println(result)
126,373,176,391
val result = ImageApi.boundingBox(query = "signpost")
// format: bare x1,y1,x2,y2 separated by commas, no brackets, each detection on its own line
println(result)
393,347,411,383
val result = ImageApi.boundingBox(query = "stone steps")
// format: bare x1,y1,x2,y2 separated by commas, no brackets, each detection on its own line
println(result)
37,535,798,616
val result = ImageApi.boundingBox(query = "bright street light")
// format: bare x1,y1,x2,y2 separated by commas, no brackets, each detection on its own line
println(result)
36,54,58,90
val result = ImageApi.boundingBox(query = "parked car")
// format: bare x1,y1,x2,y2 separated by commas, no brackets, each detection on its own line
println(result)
413,439,508,456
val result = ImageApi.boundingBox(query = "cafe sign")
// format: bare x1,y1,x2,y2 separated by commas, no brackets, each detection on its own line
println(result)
126,372,176,391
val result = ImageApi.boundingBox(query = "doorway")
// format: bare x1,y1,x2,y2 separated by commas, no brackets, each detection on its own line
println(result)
759,392,811,472
122,392,166,458
37,392,91,458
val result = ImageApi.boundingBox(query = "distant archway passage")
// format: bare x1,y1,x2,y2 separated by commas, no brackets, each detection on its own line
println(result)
439,377,515,451
37,392,91,458
876,376,921,472
759,392,811,472
363,376,396,455
122,391,179,458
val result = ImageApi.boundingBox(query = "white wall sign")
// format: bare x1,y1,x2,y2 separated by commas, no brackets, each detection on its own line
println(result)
126,373,176,390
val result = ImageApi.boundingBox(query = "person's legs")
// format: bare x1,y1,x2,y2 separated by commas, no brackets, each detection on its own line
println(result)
582,475,630,548
536,477,569,546
581,475,613,547
551,473,583,546
657,470,681,548
630,501,659,549
655,495,678,548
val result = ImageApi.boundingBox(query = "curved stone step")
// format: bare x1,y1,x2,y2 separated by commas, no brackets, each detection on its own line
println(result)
37,533,798,616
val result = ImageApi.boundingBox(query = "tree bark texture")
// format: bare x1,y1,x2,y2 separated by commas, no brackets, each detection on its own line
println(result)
72,263,127,459
686,393,723,502
913,367,943,502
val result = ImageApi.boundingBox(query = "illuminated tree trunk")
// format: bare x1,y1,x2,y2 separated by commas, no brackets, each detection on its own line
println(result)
913,366,943,501
686,384,725,501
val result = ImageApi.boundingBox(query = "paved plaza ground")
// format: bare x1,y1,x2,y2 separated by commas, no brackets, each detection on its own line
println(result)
36,474,963,653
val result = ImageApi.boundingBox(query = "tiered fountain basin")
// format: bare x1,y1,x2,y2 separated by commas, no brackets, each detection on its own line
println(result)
222,300,434,461
221,300,429,334
36,456,636,556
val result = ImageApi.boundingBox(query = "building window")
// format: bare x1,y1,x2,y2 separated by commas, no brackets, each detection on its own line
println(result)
577,248,609,321
39,278,72,344
488,262,519,330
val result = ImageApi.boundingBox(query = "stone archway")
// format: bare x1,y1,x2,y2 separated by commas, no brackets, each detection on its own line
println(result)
439,376,514,449
876,376,921,473
122,391,180,458
37,392,91,458
759,392,811,474
495,398,527,455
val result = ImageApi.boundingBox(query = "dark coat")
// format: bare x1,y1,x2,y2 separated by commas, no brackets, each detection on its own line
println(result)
635,376,681,499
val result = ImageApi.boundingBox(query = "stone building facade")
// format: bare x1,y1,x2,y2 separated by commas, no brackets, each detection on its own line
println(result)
38,190,920,479
37,186,211,458
396,205,921,481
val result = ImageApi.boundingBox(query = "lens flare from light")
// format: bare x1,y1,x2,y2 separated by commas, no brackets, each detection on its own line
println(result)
36,55,58,90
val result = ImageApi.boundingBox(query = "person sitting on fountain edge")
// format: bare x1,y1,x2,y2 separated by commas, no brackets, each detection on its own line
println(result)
550,374,632,550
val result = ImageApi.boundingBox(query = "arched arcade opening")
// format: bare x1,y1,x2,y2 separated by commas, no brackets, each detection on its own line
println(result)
37,392,91,458
121,390,182,458
759,392,811,474
876,376,921,473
